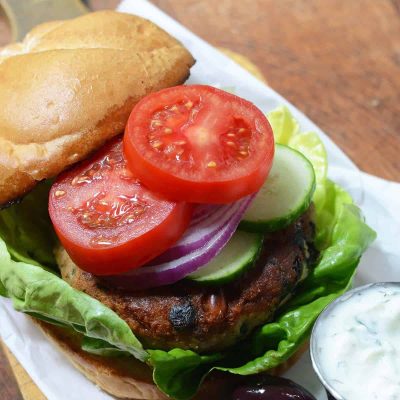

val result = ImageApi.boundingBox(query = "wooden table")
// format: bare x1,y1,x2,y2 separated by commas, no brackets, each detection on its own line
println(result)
1,0,399,399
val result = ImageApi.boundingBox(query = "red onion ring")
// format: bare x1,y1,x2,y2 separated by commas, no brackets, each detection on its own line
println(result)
103,195,254,291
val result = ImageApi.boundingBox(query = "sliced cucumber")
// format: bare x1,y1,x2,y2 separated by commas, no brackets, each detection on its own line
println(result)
187,231,263,285
240,144,315,233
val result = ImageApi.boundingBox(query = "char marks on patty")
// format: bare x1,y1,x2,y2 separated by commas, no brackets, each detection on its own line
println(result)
56,208,317,353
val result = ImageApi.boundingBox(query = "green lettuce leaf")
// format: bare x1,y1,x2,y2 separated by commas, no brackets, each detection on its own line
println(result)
0,107,375,400
81,337,132,357
0,181,57,268
268,106,300,145
0,243,148,361
149,349,223,399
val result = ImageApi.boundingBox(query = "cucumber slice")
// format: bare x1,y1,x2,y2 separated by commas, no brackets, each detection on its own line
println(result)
240,144,315,233
187,231,263,285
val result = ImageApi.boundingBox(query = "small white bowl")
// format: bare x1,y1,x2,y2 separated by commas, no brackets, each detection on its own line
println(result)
310,282,400,400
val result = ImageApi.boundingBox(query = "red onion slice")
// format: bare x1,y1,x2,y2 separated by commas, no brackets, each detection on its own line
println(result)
150,204,232,264
103,195,254,291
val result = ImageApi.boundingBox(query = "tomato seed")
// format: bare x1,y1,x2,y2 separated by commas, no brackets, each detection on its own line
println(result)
119,168,134,180
55,190,66,198
90,235,114,247
207,161,217,168
151,140,163,148
151,120,162,128
72,175,91,185
124,214,137,223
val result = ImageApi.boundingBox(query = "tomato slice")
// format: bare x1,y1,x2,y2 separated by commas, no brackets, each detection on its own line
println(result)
49,137,192,275
124,85,274,204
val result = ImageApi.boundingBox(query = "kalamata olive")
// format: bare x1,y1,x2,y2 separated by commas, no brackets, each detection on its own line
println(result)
232,375,317,400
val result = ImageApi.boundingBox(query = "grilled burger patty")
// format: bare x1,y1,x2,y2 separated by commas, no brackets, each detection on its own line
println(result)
56,208,317,353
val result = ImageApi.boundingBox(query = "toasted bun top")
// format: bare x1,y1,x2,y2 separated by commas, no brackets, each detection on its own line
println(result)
0,11,194,206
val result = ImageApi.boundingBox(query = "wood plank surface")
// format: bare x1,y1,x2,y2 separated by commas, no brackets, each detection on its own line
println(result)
151,0,400,181
0,0,399,399
0,343,23,400
0,343,44,400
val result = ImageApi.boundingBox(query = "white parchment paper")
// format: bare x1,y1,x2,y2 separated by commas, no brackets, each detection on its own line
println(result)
0,1,399,399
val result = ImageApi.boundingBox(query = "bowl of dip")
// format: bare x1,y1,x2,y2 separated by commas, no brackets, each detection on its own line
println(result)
310,282,400,400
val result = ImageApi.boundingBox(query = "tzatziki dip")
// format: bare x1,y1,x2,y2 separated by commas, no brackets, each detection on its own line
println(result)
311,282,400,400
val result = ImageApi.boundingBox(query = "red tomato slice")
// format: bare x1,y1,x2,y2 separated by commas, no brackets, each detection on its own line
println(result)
124,85,274,204
49,137,192,275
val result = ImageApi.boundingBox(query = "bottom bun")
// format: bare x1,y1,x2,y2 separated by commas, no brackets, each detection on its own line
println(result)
33,318,166,400
33,318,308,399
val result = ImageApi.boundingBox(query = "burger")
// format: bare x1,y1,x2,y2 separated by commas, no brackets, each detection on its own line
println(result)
0,10,375,400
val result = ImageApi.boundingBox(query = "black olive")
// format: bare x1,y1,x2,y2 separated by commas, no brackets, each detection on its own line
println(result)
232,375,317,400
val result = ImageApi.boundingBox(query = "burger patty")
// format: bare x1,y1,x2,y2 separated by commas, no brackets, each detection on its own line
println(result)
56,208,317,353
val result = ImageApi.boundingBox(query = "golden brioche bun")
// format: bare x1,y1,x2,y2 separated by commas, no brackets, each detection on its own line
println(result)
33,319,167,400
0,11,194,206
218,48,267,83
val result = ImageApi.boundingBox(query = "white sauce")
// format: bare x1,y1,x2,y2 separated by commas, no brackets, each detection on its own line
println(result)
313,283,400,400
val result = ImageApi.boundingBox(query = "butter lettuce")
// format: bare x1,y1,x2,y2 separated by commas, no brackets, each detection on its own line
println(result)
0,107,375,400
0,181,57,268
